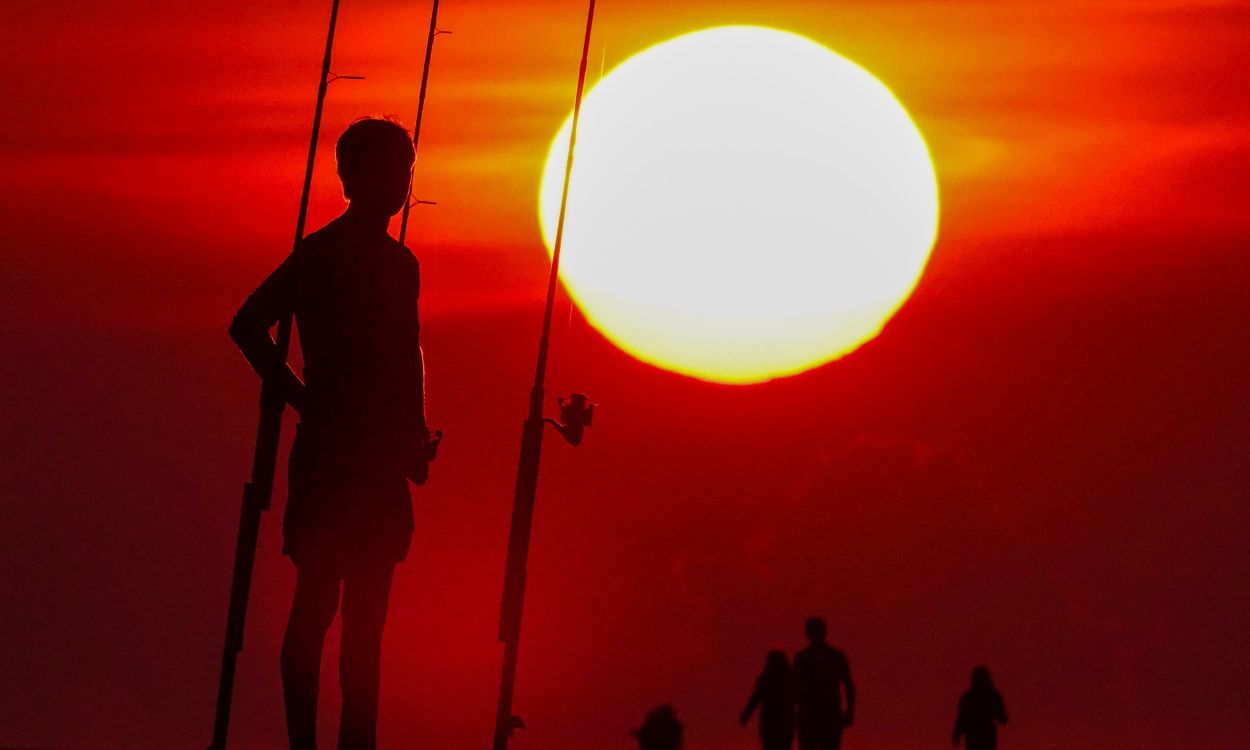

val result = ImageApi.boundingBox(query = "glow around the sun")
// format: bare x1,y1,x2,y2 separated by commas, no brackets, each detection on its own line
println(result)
539,25,939,384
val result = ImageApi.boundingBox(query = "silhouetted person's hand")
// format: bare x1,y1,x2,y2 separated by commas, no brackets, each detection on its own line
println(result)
407,429,442,485
269,364,307,415
231,311,308,417
842,711,854,728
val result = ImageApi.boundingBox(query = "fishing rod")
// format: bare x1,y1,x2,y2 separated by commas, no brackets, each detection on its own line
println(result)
207,1,343,747
398,0,448,245
491,2,598,749
395,0,449,468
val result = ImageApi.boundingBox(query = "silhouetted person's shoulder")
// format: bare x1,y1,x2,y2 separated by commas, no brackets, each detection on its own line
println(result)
296,214,419,271
794,642,849,673
796,641,846,660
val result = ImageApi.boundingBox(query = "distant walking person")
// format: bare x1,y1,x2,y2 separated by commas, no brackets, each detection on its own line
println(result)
791,617,856,750
634,704,684,750
741,649,794,750
952,666,1007,750
230,117,435,750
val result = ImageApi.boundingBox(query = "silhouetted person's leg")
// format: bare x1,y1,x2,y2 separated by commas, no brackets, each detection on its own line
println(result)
282,564,341,750
337,563,394,750
797,724,838,750
763,730,792,750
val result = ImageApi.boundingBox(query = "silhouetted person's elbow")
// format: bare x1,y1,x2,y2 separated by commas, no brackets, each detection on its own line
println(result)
229,280,307,415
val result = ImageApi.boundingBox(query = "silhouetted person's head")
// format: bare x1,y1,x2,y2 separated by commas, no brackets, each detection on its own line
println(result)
764,649,789,677
805,617,827,644
336,118,414,218
635,705,683,750
970,665,994,693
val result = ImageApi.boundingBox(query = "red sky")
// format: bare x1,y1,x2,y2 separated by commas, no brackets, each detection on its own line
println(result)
2,1,1249,749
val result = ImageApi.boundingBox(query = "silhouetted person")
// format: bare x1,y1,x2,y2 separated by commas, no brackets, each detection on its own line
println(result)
791,618,856,750
230,117,431,750
741,650,794,750
952,666,1007,750
634,705,684,750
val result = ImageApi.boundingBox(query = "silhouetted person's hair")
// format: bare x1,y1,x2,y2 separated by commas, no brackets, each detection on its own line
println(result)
335,117,415,214
805,617,827,643
634,704,683,750
765,649,788,677
953,665,1007,750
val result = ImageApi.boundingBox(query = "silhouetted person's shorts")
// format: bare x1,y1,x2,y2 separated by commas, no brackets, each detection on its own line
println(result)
284,423,413,574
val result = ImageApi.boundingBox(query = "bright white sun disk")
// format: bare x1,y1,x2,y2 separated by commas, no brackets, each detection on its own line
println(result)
539,26,939,384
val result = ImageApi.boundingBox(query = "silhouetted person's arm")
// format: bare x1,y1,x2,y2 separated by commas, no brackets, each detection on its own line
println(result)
952,696,967,747
740,678,763,726
398,259,430,482
995,693,1007,725
229,252,306,413
842,654,856,727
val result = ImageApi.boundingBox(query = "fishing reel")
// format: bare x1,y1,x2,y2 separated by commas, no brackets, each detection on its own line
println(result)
545,392,595,446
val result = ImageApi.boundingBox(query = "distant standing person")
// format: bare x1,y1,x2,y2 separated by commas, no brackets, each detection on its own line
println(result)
741,649,794,750
791,617,856,750
952,666,1007,750
634,704,684,750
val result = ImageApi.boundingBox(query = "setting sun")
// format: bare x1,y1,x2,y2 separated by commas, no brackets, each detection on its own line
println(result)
540,25,939,384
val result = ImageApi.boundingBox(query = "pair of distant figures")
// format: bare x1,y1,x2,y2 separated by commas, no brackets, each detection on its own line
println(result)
633,618,1007,750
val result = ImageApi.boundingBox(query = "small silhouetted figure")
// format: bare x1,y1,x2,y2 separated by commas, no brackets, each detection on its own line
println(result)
741,650,794,750
230,118,430,750
634,705,684,750
791,618,856,750
952,666,1007,750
